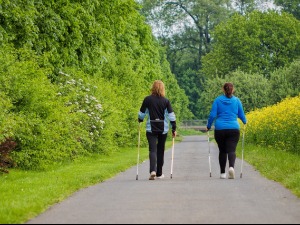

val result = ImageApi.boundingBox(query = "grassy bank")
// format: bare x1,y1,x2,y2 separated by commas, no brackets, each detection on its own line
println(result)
236,144,300,198
0,139,175,224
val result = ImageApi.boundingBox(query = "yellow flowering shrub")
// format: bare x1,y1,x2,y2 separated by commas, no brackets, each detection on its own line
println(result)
245,95,300,154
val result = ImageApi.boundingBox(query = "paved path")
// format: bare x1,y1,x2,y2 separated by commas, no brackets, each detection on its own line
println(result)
28,136,300,224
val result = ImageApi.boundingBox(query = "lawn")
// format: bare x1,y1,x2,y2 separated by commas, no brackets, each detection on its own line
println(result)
236,144,300,198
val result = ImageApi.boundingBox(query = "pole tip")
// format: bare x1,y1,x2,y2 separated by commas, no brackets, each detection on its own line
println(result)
240,173,243,179
136,175,138,180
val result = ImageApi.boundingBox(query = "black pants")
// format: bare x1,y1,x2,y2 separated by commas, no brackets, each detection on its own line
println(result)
146,132,168,176
215,129,240,174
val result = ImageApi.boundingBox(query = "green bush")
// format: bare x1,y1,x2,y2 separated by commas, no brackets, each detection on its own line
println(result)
198,70,271,117
269,59,300,104
0,0,190,170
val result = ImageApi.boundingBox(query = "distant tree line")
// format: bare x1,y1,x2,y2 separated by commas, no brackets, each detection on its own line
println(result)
139,0,300,118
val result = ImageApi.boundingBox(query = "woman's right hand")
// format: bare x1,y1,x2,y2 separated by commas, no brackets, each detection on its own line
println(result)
172,131,177,138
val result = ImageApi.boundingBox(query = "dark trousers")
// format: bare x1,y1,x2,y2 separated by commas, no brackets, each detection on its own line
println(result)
146,132,168,176
215,129,240,174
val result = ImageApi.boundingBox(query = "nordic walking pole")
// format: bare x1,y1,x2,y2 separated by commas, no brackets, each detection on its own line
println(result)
136,123,141,180
170,137,175,179
240,124,246,179
208,130,212,178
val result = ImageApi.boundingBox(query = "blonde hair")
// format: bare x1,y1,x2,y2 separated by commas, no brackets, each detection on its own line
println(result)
151,80,165,97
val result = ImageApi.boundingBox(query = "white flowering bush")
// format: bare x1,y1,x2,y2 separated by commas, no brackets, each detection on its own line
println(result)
57,71,105,145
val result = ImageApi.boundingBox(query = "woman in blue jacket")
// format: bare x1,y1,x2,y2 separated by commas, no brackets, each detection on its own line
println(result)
207,83,247,179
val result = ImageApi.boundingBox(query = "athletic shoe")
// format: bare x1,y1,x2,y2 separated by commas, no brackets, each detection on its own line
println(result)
156,174,165,179
228,167,235,179
220,173,226,179
149,171,156,180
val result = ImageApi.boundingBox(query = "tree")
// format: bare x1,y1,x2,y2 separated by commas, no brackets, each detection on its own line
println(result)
198,70,271,118
274,0,300,20
231,0,256,15
139,0,231,118
202,11,300,79
269,59,300,104
140,0,231,68
0,0,191,169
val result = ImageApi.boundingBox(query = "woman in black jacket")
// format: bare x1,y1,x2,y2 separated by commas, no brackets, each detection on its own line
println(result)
138,80,177,180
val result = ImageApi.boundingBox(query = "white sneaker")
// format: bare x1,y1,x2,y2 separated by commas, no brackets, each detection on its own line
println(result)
149,171,156,180
228,167,235,179
156,174,165,179
220,173,226,179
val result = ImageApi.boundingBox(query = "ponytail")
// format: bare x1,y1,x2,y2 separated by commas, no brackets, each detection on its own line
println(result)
223,83,234,98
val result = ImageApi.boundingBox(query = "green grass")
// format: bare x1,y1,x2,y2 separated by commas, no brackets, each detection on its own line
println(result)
0,139,175,224
1,137,299,224
178,129,205,136
237,144,300,198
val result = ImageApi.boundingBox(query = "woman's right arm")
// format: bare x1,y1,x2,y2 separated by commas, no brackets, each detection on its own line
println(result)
138,98,147,123
207,99,218,130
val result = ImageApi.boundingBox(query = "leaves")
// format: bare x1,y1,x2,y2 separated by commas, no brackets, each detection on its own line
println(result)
0,0,190,170
202,11,300,78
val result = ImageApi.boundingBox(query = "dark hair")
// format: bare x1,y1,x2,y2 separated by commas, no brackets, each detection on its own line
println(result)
223,83,234,98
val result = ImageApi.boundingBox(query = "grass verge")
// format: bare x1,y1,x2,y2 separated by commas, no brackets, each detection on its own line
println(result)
236,144,300,198
0,139,175,224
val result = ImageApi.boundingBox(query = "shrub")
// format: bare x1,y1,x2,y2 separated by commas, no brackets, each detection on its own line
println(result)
0,138,17,173
245,95,300,154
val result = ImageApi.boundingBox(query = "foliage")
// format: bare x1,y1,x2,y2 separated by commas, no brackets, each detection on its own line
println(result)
0,137,17,173
231,0,257,15
269,59,300,104
199,70,271,118
0,47,92,170
202,11,300,79
245,95,300,154
274,0,300,20
139,1,292,118
56,71,105,148
0,0,190,170
139,0,232,118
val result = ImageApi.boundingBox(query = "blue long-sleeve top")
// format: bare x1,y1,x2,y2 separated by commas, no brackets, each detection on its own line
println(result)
207,95,247,130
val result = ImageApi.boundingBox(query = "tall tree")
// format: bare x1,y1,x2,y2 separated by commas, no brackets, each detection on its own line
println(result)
139,0,231,118
274,0,300,20
231,0,256,15
140,0,231,68
0,0,191,169
202,11,300,79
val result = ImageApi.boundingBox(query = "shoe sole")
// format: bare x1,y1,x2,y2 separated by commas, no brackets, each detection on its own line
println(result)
149,175,155,180
156,175,165,179
149,173,156,180
228,169,235,179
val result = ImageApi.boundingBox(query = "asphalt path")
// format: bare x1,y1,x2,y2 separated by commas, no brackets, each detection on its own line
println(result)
28,135,300,224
